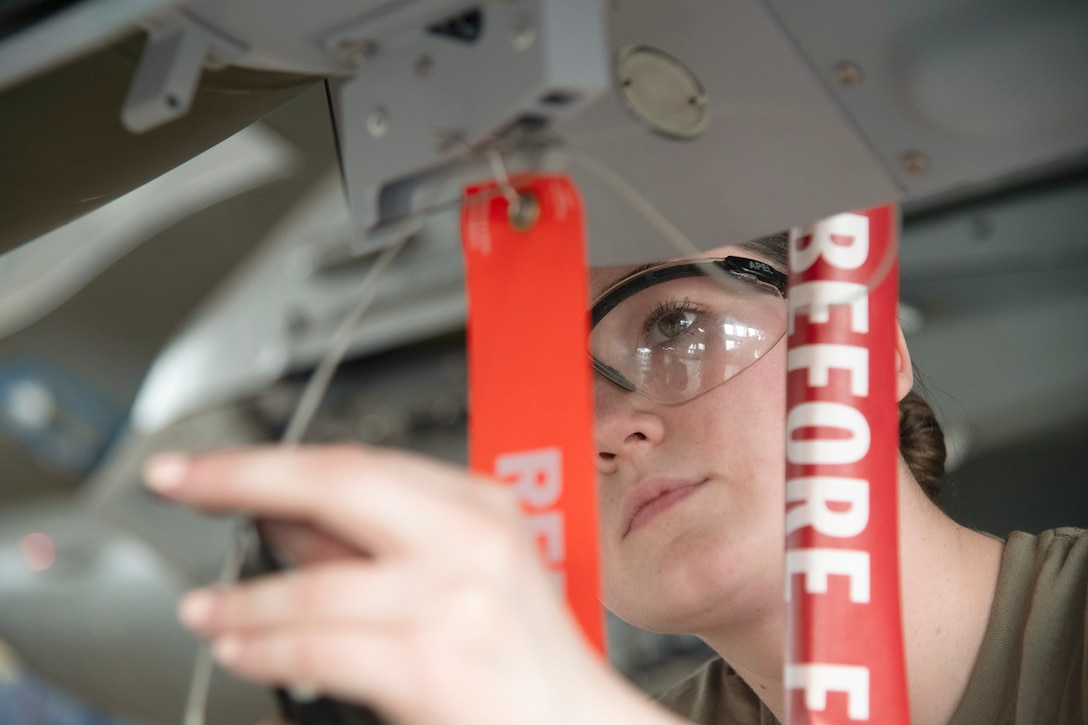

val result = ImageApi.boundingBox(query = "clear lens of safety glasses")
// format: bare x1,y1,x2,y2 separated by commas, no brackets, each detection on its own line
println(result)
589,257,787,405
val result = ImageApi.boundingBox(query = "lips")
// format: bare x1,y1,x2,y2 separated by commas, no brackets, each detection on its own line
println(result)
621,476,706,536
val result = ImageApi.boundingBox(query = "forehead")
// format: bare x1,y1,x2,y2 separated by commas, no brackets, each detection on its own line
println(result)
587,244,748,300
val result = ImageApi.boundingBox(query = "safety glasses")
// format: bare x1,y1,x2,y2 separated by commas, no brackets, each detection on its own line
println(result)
590,256,787,405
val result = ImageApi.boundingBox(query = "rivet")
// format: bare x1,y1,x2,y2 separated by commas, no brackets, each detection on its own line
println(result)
335,38,376,64
367,107,390,139
901,151,931,177
833,61,864,87
512,18,536,51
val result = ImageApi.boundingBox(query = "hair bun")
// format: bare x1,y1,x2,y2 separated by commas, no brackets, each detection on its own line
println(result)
899,390,946,502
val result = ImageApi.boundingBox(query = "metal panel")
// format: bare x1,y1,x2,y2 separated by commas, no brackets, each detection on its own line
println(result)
763,0,1088,207
553,0,899,264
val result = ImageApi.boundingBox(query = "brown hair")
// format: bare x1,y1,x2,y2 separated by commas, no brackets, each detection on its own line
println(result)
898,389,946,502
740,232,946,502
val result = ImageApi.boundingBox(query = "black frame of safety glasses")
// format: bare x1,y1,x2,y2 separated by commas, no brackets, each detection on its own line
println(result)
590,256,787,327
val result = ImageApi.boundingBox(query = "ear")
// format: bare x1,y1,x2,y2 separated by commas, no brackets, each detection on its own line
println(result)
894,321,914,402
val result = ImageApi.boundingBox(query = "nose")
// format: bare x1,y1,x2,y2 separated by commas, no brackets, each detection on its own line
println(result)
594,378,666,473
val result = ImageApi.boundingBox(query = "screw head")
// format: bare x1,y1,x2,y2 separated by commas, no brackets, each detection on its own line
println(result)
512,17,536,51
367,107,390,139
833,61,864,87
335,38,376,64
901,150,931,177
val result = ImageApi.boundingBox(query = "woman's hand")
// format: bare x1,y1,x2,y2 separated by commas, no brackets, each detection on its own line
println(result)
144,445,679,725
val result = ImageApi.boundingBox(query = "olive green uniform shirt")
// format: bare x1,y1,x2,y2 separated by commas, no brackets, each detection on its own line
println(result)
657,527,1087,724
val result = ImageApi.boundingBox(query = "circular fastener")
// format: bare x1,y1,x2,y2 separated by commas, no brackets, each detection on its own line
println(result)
833,60,864,87
901,150,931,176
335,38,376,64
509,191,541,230
512,16,536,51
367,107,390,139
616,45,710,140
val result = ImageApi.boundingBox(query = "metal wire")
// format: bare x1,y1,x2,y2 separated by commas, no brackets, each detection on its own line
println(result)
563,145,745,293
177,152,531,725
180,238,407,725
281,239,408,448
182,528,249,725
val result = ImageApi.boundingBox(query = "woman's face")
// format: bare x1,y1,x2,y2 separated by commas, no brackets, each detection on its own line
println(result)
589,245,788,635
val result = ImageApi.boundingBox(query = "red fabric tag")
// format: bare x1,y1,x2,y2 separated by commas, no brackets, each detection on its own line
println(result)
460,175,604,654
784,204,909,723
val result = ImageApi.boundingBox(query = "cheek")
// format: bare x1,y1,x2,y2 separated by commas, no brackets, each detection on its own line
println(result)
696,344,789,465
595,344,790,614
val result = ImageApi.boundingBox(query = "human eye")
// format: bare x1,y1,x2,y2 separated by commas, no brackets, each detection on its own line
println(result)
641,298,708,347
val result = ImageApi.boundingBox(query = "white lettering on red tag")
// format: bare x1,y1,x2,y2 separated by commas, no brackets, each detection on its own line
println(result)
495,447,566,592
785,210,888,720
785,664,871,721
787,344,870,397
788,281,870,334
786,549,871,603
787,401,872,465
785,477,870,538
791,213,870,272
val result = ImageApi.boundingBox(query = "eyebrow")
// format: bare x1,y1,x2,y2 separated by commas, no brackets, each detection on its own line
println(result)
594,262,660,301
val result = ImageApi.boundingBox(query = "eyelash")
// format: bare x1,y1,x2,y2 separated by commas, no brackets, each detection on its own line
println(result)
642,297,708,336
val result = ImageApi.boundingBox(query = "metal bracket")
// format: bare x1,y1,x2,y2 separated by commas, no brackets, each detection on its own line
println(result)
328,0,610,252
121,10,246,133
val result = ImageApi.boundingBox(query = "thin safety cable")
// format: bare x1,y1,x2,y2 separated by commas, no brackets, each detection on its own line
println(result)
181,237,407,725
563,145,739,294
280,238,408,447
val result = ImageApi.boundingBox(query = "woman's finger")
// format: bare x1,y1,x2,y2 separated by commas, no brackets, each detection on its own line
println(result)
179,562,419,635
210,627,421,721
210,617,665,725
143,445,516,557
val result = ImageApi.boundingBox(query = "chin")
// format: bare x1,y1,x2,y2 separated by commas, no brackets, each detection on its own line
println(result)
605,527,784,635
609,577,735,635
